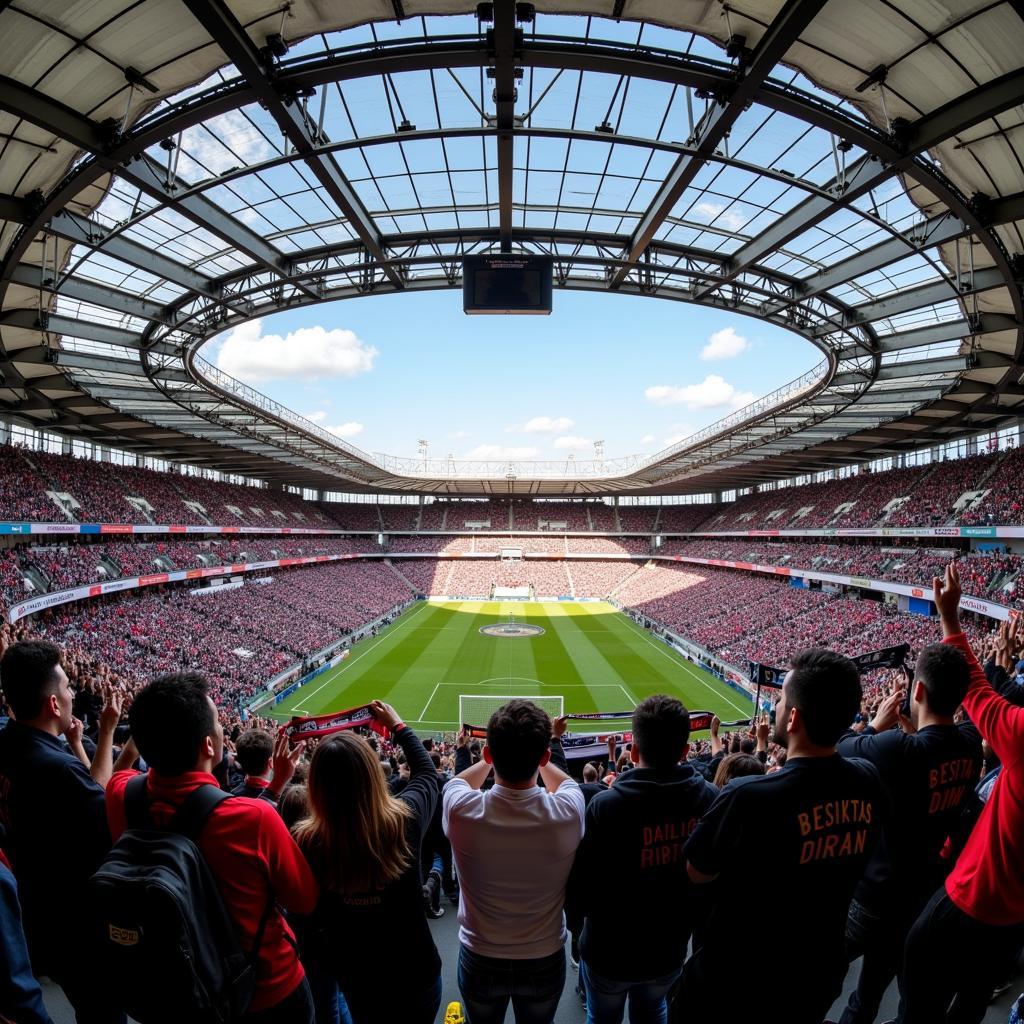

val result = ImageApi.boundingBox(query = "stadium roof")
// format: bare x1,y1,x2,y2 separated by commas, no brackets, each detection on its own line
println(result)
0,0,1021,496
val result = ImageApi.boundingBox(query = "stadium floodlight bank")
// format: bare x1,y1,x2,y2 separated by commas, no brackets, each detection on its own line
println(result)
459,694,564,727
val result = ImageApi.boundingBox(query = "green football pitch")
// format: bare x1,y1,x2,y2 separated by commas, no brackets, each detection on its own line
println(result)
270,600,752,733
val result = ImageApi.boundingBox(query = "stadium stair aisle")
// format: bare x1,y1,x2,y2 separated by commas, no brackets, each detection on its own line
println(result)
39,893,1021,1022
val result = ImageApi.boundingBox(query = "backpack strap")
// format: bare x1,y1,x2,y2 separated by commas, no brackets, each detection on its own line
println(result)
169,783,279,964
124,773,152,830
168,783,233,841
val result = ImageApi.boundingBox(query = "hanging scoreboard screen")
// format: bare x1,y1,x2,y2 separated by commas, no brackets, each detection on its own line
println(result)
462,255,553,315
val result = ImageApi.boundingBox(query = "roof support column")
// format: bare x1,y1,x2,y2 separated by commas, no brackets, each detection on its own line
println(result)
490,1,520,252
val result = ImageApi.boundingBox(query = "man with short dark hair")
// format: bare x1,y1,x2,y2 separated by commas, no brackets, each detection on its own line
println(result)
568,694,717,1023
106,673,317,1023
232,728,284,804
679,648,887,1024
444,699,584,1024
835,642,982,1024
0,640,125,1024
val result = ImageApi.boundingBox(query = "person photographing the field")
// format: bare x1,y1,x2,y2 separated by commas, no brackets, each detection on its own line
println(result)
444,699,584,1024
293,700,443,1024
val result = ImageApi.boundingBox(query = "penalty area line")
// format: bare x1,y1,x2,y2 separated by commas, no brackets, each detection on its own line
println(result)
417,681,442,723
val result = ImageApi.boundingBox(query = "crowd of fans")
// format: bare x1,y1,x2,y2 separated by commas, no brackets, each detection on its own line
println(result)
3,441,1024,537
613,562,995,684
660,539,1023,607
1,561,1021,1024
568,559,642,599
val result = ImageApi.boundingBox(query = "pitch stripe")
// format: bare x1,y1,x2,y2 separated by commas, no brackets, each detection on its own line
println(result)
290,601,431,714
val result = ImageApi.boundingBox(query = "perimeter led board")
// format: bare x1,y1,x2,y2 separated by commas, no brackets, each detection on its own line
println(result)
462,255,553,315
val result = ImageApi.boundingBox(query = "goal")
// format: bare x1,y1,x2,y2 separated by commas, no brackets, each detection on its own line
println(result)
459,693,564,728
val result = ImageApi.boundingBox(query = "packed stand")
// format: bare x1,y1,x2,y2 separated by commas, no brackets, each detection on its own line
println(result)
568,559,642,598
3,560,1021,1024
567,536,648,554
661,538,1023,607
617,505,660,532
388,535,473,554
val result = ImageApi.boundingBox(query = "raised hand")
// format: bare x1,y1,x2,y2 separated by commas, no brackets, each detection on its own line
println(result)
870,689,905,733
933,562,962,636
64,715,85,747
269,731,305,793
368,699,403,732
99,683,123,734
755,714,770,748
552,715,568,739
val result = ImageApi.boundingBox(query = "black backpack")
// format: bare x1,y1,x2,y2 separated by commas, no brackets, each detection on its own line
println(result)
89,776,273,1024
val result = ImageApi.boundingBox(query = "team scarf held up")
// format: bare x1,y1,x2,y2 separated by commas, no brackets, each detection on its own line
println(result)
461,710,752,757
278,703,390,742
749,642,912,690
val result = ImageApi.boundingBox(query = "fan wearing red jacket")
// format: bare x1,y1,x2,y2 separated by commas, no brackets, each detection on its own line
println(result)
902,563,1024,1024
106,673,317,1023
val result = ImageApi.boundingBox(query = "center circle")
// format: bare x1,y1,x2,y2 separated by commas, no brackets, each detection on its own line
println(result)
479,622,546,638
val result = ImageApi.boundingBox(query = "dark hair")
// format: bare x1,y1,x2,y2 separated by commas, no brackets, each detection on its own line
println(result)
739,738,755,754
713,752,766,787
486,700,551,783
279,784,310,832
429,751,442,770
235,728,274,776
914,643,971,717
631,694,690,771
0,640,63,720
787,648,862,747
129,673,216,775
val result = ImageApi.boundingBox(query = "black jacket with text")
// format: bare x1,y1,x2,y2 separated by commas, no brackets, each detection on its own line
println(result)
566,762,717,980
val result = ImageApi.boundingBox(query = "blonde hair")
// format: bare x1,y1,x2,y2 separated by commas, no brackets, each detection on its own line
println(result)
293,731,412,893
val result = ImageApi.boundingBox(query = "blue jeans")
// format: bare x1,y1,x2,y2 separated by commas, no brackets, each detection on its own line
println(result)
304,964,354,1024
307,966,439,1024
579,960,680,1024
458,945,566,1024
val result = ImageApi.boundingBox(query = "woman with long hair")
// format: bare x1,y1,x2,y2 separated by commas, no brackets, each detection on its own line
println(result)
293,701,442,1024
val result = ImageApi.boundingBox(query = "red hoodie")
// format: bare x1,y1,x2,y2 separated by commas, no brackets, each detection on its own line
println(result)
107,769,317,1012
943,632,1024,926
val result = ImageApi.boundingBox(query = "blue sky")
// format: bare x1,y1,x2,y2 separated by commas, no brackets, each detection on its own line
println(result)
205,290,818,461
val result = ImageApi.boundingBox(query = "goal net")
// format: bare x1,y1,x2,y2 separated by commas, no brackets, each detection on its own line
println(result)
459,693,564,728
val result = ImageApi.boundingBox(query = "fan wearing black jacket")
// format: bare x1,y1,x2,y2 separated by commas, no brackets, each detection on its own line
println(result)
566,694,717,1023
835,642,982,1024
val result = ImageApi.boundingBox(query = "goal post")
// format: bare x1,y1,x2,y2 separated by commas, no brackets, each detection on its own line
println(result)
459,693,564,728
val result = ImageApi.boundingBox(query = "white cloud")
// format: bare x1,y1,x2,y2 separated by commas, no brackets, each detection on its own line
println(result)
693,201,746,233
553,435,593,450
215,319,378,382
518,415,574,434
640,434,656,445
645,375,756,410
326,421,363,439
701,326,749,361
467,444,540,459
448,430,469,439
303,411,327,423
176,110,276,180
